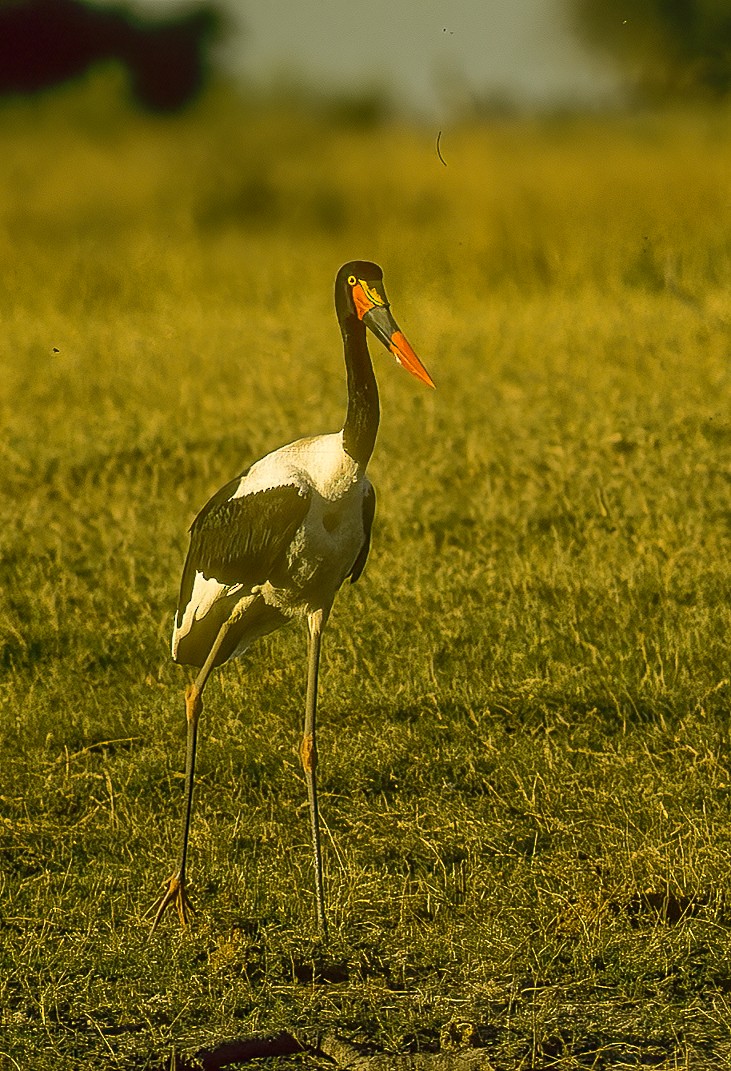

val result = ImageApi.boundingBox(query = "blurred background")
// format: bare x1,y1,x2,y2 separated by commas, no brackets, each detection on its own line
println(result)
1,0,730,116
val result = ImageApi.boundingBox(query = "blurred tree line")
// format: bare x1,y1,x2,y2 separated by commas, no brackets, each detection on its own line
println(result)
570,0,731,101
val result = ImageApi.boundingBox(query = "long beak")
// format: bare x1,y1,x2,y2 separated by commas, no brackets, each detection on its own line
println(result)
363,305,435,389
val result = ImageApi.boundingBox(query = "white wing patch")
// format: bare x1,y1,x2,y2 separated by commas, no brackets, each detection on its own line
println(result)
172,571,243,653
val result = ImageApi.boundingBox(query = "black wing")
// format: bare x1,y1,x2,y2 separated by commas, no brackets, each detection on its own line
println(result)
349,483,376,584
176,481,311,624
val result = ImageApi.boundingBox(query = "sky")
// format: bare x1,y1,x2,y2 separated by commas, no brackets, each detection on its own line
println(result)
138,0,621,116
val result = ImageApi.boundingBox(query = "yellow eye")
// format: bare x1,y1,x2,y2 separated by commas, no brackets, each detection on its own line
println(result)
348,275,357,285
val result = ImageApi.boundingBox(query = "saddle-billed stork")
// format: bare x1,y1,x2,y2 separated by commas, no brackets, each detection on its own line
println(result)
150,261,434,937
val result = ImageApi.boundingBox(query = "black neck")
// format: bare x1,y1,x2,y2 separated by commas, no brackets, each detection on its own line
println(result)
341,317,380,468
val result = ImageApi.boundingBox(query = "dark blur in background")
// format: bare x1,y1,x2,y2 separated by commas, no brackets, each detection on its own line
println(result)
572,0,731,104
0,0,222,112
0,0,729,116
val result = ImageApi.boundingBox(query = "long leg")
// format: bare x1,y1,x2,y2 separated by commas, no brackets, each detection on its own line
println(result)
149,606,244,935
301,608,328,937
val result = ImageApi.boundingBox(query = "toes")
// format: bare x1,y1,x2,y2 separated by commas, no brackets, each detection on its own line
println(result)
148,873,191,934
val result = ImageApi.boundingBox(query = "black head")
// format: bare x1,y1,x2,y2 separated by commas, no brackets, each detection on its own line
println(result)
333,260,434,388
335,260,386,323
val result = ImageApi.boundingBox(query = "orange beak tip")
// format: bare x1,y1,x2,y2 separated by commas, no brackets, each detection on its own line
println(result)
389,331,435,390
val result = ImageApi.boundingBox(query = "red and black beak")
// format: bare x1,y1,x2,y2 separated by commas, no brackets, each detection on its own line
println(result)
351,278,435,389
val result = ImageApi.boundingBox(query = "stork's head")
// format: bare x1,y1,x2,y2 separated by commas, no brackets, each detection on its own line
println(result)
335,261,435,389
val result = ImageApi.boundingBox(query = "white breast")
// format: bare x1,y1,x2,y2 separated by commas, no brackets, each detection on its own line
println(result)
236,431,360,501
173,431,370,651
245,432,368,615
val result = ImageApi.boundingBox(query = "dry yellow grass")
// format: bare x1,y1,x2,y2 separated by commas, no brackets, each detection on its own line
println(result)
1,72,730,1069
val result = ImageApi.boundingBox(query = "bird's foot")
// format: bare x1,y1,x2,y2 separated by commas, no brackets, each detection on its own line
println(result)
148,870,194,936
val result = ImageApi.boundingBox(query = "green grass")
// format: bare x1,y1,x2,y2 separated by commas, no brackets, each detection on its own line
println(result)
1,72,731,1069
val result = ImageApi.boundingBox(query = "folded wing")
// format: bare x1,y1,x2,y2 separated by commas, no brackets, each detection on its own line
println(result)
176,481,312,626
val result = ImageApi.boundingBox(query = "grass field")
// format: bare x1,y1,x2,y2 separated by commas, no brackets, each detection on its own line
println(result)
1,73,731,1069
